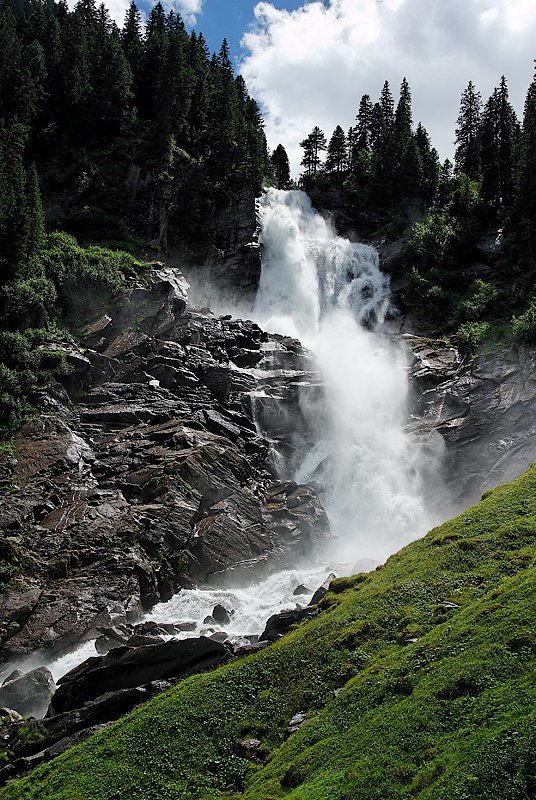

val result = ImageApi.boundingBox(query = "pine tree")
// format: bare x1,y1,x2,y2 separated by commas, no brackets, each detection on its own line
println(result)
481,78,518,206
454,81,482,179
394,135,423,198
300,127,327,176
394,77,413,157
270,144,291,189
369,102,384,152
415,123,439,202
512,65,536,260
22,163,46,270
379,80,394,128
356,94,373,151
121,2,143,97
0,123,30,281
325,125,347,176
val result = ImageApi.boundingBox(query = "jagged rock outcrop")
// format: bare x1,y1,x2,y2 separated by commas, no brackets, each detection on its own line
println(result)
407,336,536,508
0,267,330,664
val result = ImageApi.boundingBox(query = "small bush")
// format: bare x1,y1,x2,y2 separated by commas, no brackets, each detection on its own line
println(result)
512,299,536,343
457,321,491,354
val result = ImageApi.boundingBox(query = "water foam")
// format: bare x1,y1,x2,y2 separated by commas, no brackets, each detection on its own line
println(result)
254,188,439,564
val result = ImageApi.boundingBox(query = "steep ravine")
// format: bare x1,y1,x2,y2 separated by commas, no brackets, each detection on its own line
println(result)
1,190,536,785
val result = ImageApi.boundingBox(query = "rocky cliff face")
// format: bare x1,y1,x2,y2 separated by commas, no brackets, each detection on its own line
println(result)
0,267,329,664
406,336,536,511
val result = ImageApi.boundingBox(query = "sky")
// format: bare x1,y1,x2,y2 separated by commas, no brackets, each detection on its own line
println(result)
85,0,536,176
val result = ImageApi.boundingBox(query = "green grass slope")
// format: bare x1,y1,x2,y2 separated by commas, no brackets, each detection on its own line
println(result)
3,466,536,800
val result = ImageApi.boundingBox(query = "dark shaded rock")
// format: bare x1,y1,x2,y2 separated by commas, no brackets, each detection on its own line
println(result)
209,632,229,643
126,634,165,648
212,604,231,625
259,608,313,642
0,668,56,718
309,573,337,606
293,584,311,596
2,670,23,685
0,266,331,664
49,637,230,715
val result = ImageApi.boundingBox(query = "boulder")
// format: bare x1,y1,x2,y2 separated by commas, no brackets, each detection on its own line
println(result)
309,573,337,606
49,638,230,715
259,608,313,642
0,668,56,718
211,604,232,625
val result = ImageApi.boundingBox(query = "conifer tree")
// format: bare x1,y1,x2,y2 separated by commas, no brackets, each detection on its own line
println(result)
415,123,439,202
300,127,327,176
326,125,347,175
356,94,373,151
379,80,394,128
394,77,413,156
481,78,518,206
512,65,536,259
271,144,291,189
454,81,482,179
22,163,46,270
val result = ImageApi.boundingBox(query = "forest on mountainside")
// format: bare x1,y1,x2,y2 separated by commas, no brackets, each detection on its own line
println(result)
2,0,536,434
300,70,536,346
0,0,274,434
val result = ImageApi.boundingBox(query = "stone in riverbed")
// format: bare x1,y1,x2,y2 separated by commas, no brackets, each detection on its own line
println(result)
211,604,232,625
0,668,56,718
48,637,230,715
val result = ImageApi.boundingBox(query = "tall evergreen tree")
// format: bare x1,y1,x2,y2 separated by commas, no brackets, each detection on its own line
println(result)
481,78,518,205
394,77,413,157
379,80,394,128
325,125,347,175
512,65,536,260
300,126,327,176
355,94,373,151
454,80,482,179
270,144,291,189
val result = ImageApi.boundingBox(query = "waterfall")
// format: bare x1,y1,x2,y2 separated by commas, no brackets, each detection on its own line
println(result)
254,188,439,565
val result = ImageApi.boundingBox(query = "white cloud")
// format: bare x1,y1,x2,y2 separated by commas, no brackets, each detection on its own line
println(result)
240,0,536,176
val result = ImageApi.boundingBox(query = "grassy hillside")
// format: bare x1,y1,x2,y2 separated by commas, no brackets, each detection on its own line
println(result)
3,466,536,800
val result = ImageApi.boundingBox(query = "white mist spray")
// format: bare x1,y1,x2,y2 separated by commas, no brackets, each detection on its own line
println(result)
254,188,438,565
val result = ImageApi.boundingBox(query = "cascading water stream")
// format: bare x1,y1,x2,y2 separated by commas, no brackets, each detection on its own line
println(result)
10,189,442,687
253,188,439,565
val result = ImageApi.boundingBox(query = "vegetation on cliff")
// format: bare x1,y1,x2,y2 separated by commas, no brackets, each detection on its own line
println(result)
2,463,535,799
301,68,536,347
0,0,271,435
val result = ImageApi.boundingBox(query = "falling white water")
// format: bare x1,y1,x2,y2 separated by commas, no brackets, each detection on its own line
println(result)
253,188,438,564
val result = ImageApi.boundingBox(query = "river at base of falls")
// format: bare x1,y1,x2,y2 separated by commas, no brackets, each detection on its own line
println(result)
8,188,443,688
46,562,350,682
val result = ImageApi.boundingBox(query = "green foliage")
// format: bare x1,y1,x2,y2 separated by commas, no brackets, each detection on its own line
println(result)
454,279,498,322
511,299,536,342
456,321,491,354
4,464,536,799
406,209,456,269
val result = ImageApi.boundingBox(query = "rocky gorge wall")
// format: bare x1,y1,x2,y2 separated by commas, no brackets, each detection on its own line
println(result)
0,267,330,665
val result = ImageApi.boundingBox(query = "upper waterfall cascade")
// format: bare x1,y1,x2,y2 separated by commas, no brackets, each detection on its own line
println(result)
253,188,439,564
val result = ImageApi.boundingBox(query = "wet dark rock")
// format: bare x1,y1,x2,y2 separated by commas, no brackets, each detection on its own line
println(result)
309,573,337,606
406,338,536,509
293,584,311,596
259,607,313,642
48,637,230,715
209,632,229,643
212,604,231,625
0,266,330,664
2,670,23,685
0,668,56,718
